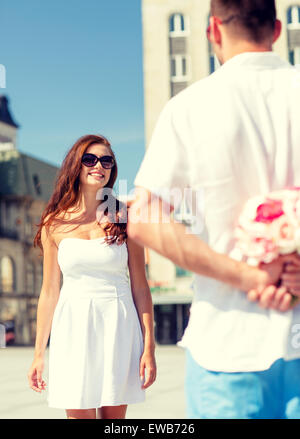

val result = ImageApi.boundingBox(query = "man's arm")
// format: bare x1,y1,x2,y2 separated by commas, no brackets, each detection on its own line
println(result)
127,187,280,293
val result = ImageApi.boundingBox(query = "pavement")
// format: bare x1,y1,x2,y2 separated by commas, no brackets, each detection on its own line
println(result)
0,344,187,419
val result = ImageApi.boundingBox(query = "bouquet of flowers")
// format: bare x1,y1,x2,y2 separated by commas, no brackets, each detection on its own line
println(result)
230,187,300,267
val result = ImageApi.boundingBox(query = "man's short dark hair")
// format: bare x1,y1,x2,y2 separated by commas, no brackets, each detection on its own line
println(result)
210,0,277,43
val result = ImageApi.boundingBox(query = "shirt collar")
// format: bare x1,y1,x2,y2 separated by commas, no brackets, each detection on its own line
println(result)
220,51,292,71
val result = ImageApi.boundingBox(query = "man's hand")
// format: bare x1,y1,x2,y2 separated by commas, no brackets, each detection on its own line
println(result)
281,260,300,297
247,285,293,311
247,252,300,311
280,256,300,309
259,256,286,286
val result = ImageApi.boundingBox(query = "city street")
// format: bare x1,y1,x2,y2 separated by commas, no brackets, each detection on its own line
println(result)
0,344,186,419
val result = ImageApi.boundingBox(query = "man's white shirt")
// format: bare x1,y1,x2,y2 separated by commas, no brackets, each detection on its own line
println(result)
134,51,300,372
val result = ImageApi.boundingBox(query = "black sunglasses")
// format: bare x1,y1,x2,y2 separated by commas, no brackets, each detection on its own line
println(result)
81,153,115,169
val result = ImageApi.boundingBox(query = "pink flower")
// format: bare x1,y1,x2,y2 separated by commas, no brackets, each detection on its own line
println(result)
255,198,284,223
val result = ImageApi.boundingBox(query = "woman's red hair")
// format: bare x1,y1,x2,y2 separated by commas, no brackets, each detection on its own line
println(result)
33,134,127,253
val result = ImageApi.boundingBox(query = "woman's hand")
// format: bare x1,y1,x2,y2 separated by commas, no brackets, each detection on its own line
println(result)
139,350,156,389
27,356,47,393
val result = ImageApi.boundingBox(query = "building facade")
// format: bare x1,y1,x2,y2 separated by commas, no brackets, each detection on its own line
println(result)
0,96,59,345
141,0,300,343
142,0,300,144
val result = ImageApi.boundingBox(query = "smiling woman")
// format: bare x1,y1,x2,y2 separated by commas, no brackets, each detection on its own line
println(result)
34,134,126,247
27,133,156,420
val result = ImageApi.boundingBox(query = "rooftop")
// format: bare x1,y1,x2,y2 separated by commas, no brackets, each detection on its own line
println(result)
0,96,19,128
0,149,59,202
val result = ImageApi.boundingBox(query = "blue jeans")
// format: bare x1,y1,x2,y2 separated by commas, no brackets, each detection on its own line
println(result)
185,349,300,419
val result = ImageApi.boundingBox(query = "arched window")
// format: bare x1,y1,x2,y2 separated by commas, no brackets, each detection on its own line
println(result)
288,5,300,26
287,5,300,64
169,13,187,35
0,256,15,293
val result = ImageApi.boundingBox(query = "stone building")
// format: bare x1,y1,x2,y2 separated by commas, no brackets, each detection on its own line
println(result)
0,96,59,345
141,0,300,343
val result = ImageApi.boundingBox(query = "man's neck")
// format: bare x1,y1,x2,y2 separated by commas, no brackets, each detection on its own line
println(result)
222,41,273,64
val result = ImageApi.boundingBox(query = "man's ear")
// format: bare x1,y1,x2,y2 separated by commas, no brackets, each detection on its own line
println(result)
211,16,222,45
272,19,282,44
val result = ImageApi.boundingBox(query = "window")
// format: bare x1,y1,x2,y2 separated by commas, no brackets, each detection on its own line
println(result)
208,52,220,74
0,256,15,293
209,50,216,74
170,55,190,82
33,174,42,195
26,261,35,295
25,214,32,237
5,200,11,224
169,13,188,35
169,13,190,96
289,47,300,64
288,5,300,27
287,5,300,65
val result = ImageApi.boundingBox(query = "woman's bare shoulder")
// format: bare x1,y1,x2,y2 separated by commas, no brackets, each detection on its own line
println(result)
42,212,71,248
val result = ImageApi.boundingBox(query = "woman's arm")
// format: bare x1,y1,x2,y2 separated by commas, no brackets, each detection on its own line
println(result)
126,236,156,389
27,224,61,392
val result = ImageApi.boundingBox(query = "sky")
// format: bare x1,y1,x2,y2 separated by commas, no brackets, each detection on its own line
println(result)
0,0,145,193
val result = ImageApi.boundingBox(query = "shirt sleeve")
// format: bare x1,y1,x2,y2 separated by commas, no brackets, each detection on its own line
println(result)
134,99,191,209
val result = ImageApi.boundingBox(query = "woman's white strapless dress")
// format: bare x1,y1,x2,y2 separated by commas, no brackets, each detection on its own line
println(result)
47,235,145,409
